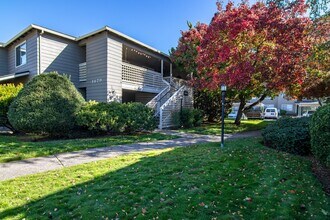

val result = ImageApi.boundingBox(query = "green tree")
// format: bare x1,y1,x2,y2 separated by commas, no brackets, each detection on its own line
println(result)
266,0,330,19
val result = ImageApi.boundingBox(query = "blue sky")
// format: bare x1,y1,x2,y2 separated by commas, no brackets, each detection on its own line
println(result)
0,0,247,54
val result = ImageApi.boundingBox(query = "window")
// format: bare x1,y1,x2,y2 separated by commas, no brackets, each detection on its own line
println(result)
281,104,293,112
265,104,274,108
266,109,276,113
15,42,26,67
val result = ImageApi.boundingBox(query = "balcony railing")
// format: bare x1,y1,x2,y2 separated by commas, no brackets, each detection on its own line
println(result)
122,62,167,92
79,62,87,82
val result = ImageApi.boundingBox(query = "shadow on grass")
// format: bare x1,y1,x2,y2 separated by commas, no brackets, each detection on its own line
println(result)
1,156,23,163
0,140,328,219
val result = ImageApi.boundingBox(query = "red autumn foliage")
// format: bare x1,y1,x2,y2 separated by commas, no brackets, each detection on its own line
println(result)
170,22,208,74
172,1,313,124
299,15,330,101
197,1,311,95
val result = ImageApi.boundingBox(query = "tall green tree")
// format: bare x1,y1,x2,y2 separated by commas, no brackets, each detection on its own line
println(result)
266,0,329,19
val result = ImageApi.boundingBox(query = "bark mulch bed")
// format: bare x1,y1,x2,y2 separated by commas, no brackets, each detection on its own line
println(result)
308,156,330,196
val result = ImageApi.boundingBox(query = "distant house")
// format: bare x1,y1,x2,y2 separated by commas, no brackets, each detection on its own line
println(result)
249,94,320,117
230,94,320,118
0,24,193,129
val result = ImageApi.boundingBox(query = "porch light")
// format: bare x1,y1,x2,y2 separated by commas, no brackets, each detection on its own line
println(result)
221,84,227,92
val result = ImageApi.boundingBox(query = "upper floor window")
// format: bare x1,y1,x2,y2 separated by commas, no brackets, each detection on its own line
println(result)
15,42,26,67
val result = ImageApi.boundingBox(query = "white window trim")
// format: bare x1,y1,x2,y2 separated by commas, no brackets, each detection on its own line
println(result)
15,41,27,68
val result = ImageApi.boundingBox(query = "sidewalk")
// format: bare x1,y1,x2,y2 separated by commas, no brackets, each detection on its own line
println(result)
0,130,261,181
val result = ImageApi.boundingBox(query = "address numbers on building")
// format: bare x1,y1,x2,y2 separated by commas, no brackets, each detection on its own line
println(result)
91,78,103,84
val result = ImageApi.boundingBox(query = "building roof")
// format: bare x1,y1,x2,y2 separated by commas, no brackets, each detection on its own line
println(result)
0,71,30,82
3,24,76,47
2,24,169,58
76,26,170,58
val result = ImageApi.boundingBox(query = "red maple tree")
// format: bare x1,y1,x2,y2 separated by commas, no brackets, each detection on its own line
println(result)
299,15,330,104
194,1,312,124
170,22,208,75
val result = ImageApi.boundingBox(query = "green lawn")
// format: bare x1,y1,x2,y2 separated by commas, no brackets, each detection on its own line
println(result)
181,119,273,135
0,138,328,219
0,133,177,163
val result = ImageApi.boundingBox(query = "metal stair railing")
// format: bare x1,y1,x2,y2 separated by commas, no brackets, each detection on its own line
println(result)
159,85,186,129
146,79,170,114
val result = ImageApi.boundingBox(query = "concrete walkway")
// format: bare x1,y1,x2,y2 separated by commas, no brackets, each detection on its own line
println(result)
0,130,261,181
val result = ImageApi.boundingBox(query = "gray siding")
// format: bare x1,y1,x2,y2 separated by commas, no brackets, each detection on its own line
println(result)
40,33,85,86
107,35,122,102
8,30,38,77
277,95,296,114
183,87,194,108
250,94,297,114
0,47,8,75
85,33,108,102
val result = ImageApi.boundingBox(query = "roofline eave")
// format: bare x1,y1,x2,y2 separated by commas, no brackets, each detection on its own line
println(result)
77,26,170,59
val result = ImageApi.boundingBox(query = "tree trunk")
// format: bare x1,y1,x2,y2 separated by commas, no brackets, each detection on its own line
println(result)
243,94,267,112
234,94,267,125
317,98,323,107
235,97,246,125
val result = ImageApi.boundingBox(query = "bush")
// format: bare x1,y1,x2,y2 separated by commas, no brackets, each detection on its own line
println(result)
172,108,203,128
280,109,287,116
262,117,311,155
0,84,23,131
8,72,85,136
123,102,157,133
76,101,156,133
310,104,330,166
192,109,203,126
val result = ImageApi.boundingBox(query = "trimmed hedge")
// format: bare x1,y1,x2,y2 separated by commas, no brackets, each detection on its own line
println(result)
262,117,311,155
173,108,203,128
8,72,85,136
0,84,23,131
76,101,156,133
123,102,157,133
310,104,330,167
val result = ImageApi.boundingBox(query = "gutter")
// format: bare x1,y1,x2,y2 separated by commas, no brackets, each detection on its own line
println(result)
4,24,76,47
0,71,30,82
38,30,44,74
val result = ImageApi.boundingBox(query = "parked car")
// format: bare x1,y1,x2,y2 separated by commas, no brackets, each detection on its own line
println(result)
263,107,279,119
302,110,316,117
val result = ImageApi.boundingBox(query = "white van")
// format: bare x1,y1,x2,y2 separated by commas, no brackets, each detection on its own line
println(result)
263,107,279,119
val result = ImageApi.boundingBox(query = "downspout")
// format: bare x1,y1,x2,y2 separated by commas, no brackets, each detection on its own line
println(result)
161,59,164,77
38,30,44,74
170,63,173,84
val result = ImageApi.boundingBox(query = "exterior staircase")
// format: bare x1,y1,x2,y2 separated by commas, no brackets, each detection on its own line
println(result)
146,77,193,129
